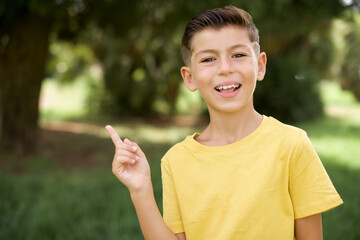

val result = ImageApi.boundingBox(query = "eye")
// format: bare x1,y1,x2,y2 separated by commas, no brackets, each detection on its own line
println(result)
201,57,216,63
233,53,246,58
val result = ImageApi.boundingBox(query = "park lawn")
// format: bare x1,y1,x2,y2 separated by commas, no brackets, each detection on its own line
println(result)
298,81,360,240
0,81,359,239
299,117,360,240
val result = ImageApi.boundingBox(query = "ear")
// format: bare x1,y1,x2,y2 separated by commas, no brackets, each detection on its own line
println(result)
181,66,198,92
257,52,267,81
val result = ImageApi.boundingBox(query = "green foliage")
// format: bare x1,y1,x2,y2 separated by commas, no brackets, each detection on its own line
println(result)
307,29,337,79
340,12,360,101
0,0,89,37
0,0,352,122
86,0,345,121
88,3,184,117
254,53,324,122
46,41,97,83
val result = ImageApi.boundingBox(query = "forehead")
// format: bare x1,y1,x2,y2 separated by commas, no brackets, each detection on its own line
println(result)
191,25,252,53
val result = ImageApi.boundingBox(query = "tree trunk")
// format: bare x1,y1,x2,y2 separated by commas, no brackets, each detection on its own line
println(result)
0,14,50,155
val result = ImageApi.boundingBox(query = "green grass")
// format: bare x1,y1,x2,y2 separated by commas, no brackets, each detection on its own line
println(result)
0,170,143,240
298,117,360,239
297,81,360,239
1,81,359,239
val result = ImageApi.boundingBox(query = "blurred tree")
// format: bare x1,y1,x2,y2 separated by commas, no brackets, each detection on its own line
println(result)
340,10,360,100
0,11,50,154
0,0,179,154
254,53,323,122
0,0,351,155
246,0,344,122
0,0,101,154
90,2,183,116
169,0,345,122
88,0,346,122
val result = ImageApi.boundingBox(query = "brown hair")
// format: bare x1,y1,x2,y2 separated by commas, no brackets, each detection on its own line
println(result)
181,6,260,66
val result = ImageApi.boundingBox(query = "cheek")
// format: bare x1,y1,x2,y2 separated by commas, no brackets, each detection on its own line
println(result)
242,62,257,78
194,67,214,82
196,64,214,73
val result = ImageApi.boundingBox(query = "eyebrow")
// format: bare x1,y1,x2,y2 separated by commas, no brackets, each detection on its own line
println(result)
194,43,252,58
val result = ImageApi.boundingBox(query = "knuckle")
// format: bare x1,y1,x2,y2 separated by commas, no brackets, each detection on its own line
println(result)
125,145,132,151
115,145,125,152
116,155,132,163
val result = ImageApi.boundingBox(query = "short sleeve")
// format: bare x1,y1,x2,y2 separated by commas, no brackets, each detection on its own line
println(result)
289,131,343,219
161,157,185,233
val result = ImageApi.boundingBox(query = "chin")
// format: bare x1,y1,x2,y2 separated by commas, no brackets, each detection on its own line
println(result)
210,100,253,114
211,105,246,114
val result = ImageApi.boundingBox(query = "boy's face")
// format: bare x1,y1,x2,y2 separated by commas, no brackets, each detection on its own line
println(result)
181,25,266,114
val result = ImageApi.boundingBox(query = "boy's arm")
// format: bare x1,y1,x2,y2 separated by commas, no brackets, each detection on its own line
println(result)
295,213,322,240
175,233,186,240
106,125,182,240
130,182,183,240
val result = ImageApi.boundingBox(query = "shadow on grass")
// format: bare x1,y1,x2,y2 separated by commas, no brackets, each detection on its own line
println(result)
0,121,177,173
0,129,112,173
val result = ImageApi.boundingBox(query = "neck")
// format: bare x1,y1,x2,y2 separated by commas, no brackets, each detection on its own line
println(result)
197,105,263,146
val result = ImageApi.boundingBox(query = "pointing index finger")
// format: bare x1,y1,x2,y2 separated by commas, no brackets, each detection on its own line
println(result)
105,125,123,146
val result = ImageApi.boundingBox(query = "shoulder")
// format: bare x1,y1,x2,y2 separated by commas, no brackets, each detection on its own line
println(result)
265,116,307,137
263,116,310,148
161,134,195,164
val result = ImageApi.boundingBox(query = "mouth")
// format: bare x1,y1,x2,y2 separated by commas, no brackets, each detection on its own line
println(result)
215,83,241,93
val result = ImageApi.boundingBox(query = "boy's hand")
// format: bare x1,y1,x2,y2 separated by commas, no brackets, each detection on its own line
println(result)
105,125,151,193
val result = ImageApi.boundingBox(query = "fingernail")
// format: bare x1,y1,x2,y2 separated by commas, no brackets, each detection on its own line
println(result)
136,156,139,160
132,146,137,151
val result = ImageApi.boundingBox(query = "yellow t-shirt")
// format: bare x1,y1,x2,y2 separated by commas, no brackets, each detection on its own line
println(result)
161,116,343,240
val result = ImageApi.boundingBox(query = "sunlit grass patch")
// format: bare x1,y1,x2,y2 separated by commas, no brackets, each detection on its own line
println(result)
300,117,360,169
109,122,198,146
40,79,89,121
320,81,357,106
308,81,360,169
320,81,360,124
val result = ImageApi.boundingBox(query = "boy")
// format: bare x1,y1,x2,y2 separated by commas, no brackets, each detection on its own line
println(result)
105,6,343,240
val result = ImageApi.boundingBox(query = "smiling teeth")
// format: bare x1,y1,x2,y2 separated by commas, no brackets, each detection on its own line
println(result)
216,84,239,90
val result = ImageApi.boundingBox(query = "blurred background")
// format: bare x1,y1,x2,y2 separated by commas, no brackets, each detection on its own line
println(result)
0,0,359,239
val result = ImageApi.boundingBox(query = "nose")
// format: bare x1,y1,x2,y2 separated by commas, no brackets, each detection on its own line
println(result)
218,57,233,75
